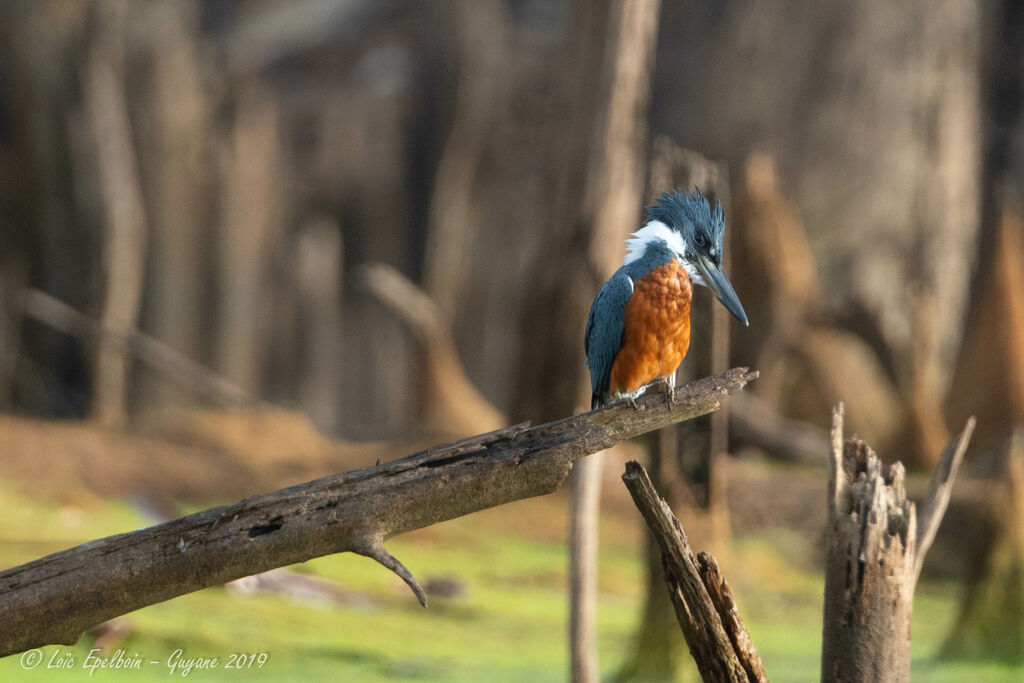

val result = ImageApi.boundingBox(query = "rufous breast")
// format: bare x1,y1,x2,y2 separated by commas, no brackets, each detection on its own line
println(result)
608,260,692,395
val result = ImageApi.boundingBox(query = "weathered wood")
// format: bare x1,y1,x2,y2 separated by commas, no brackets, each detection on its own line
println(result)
821,404,975,682
0,368,755,658
621,460,761,683
697,552,769,683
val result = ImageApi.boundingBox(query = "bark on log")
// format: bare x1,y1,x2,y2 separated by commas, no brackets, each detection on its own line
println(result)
621,461,767,683
0,368,755,658
821,404,975,682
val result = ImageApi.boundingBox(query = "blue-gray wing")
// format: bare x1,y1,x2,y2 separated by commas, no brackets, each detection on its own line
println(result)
584,272,634,402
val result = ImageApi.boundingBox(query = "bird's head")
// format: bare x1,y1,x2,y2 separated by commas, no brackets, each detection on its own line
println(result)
624,188,748,326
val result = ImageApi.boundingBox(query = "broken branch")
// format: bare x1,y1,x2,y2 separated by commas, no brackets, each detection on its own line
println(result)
622,460,765,683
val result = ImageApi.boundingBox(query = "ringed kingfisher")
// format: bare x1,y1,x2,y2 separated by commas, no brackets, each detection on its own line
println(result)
584,188,748,409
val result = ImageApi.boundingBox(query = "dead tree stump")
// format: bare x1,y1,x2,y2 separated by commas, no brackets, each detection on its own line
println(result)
821,404,975,682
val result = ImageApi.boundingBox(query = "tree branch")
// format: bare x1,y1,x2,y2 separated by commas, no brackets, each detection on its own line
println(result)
0,368,756,657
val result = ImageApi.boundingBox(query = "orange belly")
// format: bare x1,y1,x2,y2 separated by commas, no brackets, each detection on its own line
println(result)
609,260,692,395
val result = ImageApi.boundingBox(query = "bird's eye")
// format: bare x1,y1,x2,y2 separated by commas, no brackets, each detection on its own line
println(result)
695,233,708,249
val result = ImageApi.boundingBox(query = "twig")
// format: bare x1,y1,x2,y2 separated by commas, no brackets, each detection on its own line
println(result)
0,368,756,657
913,416,976,587
353,535,428,608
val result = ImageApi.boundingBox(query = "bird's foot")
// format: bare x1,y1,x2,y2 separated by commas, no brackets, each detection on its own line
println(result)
613,386,647,410
655,376,676,409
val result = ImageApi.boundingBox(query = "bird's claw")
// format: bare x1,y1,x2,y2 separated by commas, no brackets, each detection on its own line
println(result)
663,378,675,410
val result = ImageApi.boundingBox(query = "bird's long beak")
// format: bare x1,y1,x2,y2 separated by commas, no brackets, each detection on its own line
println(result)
694,255,749,326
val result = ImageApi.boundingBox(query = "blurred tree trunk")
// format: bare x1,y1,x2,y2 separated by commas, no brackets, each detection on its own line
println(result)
511,0,611,421
556,2,661,680
655,0,983,466
421,0,505,325
133,0,211,410
213,88,284,397
941,2,1024,658
3,2,94,417
81,0,148,427
514,0,657,419
947,0,1024,451
568,455,602,683
303,35,417,436
0,260,28,410
295,216,343,433
947,208,1024,449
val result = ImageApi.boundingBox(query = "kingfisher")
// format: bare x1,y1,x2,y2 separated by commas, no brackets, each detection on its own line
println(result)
584,188,748,409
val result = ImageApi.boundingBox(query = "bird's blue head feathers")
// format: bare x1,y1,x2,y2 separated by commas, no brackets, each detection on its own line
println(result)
645,188,725,260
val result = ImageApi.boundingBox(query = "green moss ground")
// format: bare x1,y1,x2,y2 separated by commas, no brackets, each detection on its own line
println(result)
0,479,1019,682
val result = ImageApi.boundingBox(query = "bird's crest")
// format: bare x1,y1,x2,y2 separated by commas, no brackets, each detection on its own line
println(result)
645,188,725,249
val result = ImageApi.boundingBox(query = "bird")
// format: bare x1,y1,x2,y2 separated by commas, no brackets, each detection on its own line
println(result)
584,188,748,409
